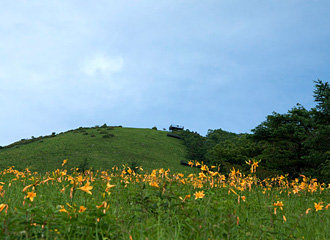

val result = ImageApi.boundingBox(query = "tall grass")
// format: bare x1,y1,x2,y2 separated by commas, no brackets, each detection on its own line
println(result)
0,160,329,239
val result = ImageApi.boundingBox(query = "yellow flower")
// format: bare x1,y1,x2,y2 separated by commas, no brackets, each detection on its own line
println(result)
198,172,206,179
96,201,108,209
105,182,116,192
78,182,93,195
201,165,208,171
26,191,36,202
305,208,311,214
22,184,33,192
194,190,205,199
178,173,184,178
179,194,191,202
77,175,84,183
149,181,159,188
188,161,194,167
79,206,86,213
273,201,284,210
59,206,68,213
0,203,8,212
283,215,287,222
61,160,67,167
314,202,324,211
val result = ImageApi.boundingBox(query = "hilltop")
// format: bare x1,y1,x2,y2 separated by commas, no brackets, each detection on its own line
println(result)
0,126,190,172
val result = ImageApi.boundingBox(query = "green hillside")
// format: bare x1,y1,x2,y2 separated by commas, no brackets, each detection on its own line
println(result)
0,126,190,172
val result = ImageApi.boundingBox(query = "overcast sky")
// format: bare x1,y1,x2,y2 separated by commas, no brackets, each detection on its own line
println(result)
1,0,330,146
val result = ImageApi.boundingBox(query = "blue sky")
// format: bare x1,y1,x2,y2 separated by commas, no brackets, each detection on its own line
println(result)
1,0,330,146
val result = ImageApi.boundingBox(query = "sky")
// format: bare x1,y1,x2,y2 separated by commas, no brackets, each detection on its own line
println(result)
1,0,330,146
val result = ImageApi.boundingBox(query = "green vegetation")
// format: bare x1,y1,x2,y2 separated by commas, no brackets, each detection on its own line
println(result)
0,127,189,173
0,80,328,239
176,80,329,182
0,163,328,239
0,80,328,182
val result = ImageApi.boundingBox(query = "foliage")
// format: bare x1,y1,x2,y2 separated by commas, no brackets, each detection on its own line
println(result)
207,134,262,169
176,130,206,163
252,80,330,181
0,162,328,239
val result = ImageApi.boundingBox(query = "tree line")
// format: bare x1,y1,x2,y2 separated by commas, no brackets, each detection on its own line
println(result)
177,80,329,182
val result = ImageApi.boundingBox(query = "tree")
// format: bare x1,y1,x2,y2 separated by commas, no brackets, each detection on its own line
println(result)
252,80,329,180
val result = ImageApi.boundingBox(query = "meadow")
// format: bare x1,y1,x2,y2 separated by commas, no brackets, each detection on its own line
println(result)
0,160,329,239
0,127,189,173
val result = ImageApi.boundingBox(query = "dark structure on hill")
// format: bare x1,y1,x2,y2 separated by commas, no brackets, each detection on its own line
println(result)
169,124,184,132
167,124,184,139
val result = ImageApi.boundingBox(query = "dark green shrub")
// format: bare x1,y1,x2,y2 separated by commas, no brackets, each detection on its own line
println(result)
128,160,141,173
152,126,157,130
78,158,90,173
102,133,114,138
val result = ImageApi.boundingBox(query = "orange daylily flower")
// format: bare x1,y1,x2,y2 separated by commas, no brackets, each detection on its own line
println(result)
26,191,36,202
179,194,191,202
283,215,287,222
62,159,67,167
79,206,86,213
194,190,205,199
273,201,284,210
105,182,116,192
96,201,108,209
22,184,34,192
149,181,159,188
314,202,324,211
0,203,8,212
78,182,93,195
59,206,68,213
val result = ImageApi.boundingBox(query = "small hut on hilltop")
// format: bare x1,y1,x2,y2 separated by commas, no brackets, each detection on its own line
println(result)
169,124,184,132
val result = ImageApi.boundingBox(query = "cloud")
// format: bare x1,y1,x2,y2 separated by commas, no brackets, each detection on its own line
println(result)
82,54,124,76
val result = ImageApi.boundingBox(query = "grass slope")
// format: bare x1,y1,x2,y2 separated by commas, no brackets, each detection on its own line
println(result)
0,126,190,172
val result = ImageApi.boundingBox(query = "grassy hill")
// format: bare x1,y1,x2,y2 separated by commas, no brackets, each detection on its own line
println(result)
0,126,191,172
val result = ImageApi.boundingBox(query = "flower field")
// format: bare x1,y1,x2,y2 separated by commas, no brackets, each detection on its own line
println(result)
0,160,329,239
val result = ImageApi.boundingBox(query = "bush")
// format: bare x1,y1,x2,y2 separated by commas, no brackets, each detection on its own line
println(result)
78,158,90,173
102,134,114,138
128,160,141,173
152,126,157,130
